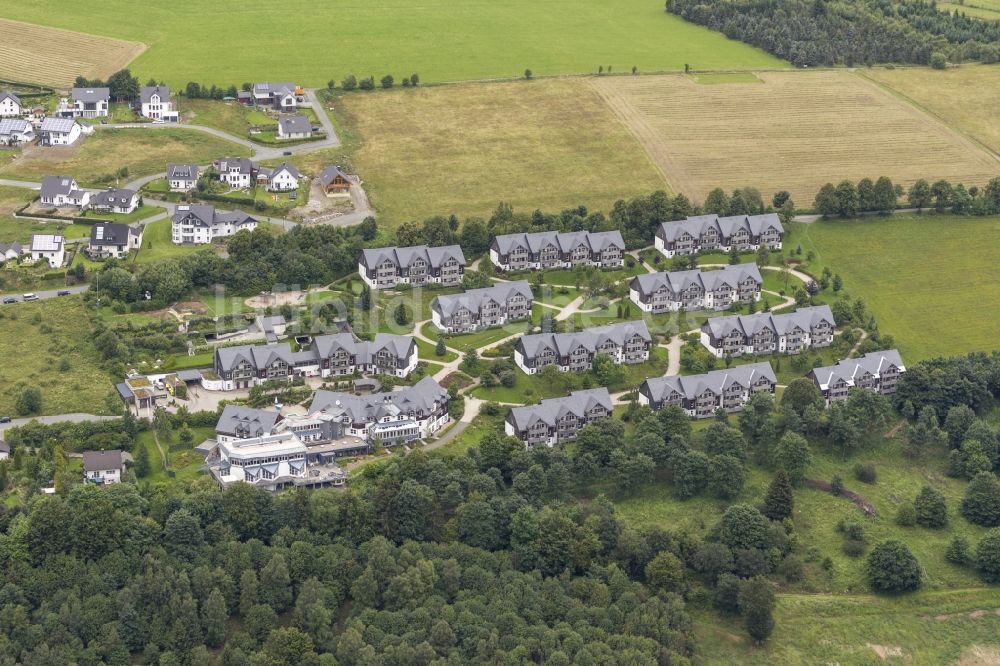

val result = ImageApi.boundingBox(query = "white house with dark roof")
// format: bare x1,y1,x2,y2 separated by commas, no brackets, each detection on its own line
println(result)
0,241,25,264
808,350,906,405
277,114,311,140
629,264,762,313
82,450,124,485
358,244,467,289
700,305,835,358
90,188,139,215
215,405,283,446
171,204,257,244
431,281,533,333
490,230,625,272
215,157,258,189
212,332,417,390
506,388,613,448
656,213,784,258
39,117,82,146
252,82,298,109
0,91,22,117
514,321,652,374
89,222,143,259
29,234,65,267
138,85,178,121
58,87,110,118
639,363,777,419
0,118,33,145
167,163,199,191
40,175,90,208
258,162,300,192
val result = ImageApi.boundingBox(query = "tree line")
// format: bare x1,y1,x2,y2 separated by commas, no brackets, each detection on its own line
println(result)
815,175,1000,217
666,0,1000,68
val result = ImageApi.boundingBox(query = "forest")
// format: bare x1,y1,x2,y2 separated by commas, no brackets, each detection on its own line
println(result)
666,0,1000,67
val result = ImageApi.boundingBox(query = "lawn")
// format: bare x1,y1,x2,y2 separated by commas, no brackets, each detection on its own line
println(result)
81,203,165,224
0,128,250,187
785,215,1000,361
0,296,115,417
864,64,1000,152
134,218,207,264
423,320,532,353
414,336,458,363
590,70,999,206
339,78,666,226
2,0,785,88
432,411,507,458
135,425,214,485
179,99,250,137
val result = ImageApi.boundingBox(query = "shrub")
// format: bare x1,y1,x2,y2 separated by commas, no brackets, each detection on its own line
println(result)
777,555,804,583
341,75,357,90
842,539,865,558
845,522,865,542
961,472,1000,527
830,475,844,496
853,463,877,484
713,573,742,613
15,386,42,415
867,540,922,593
895,503,916,527
975,529,1000,583
945,535,971,566
914,486,948,528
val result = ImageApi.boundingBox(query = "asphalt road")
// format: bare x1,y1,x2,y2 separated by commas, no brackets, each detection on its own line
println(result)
0,413,118,441
0,285,88,303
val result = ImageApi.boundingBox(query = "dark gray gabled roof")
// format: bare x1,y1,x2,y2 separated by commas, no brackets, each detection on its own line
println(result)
507,388,612,431
90,222,138,247
631,264,762,298
809,350,905,390
0,91,21,106
309,376,447,424
172,204,256,228
261,161,300,180
216,157,257,174
516,320,651,360
72,87,110,103
278,114,311,134
216,405,281,438
253,82,296,96
359,244,466,271
492,230,624,256
702,305,835,340
658,213,784,243
91,188,137,208
40,175,77,199
139,85,170,103
167,163,199,180
642,362,776,403
82,449,122,472
431,280,532,318
319,165,350,186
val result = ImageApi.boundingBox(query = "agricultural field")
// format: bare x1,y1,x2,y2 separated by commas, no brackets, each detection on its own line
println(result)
0,17,145,88
2,0,785,88
785,215,1000,361
0,128,249,186
864,65,1000,153
939,1,1000,19
590,70,999,206
0,296,115,417
340,78,666,226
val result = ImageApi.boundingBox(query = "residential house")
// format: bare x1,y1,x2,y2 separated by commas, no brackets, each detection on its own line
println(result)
490,230,625,272
308,376,450,445
639,363,777,419
358,244,467,290
256,314,287,343
629,264,762,313
212,332,417,390
167,163,199,191
277,114,311,140
40,175,90,208
431,281,533,333
0,442,9,461
808,350,906,406
90,188,139,215
0,241,24,264
514,320,652,374
257,162,300,192
700,305,836,358
88,222,143,259
252,82,298,110
215,157,258,189
655,214,784,258
58,87,110,118
0,91,22,117
505,388,613,448
171,204,257,244
319,165,351,195
215,405,282,446
138,85,178,121
0,118,34,145
29,234,65,267
82,450,124,485
211,432,309,488
39,117,82,146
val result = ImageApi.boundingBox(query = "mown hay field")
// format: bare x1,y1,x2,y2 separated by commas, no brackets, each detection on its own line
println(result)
0,18,145,88
590,70,999,205
1,0,785,87
864,65,1000,153
339,78,666,226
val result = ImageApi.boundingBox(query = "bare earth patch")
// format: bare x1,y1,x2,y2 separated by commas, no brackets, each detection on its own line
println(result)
953,645,1000,666
0,18,145,87
867,643,904,661
590,70,999,205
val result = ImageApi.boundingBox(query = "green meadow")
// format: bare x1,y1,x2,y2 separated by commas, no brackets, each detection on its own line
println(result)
3,0,786,87
785,215,1000,362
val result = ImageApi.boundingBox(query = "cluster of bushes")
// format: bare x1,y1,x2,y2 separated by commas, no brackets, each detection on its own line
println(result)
335,73,419,91
667,0,1000,67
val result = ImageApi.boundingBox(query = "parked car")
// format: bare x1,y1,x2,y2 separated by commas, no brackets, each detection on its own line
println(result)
0,416,11,424
2,297,16,304
282,151,292,156
57,290,71,296
22,293,38,301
